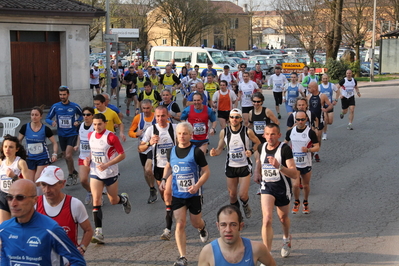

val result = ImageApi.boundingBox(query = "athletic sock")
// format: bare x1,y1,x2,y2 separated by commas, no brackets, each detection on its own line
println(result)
118,194,127,204
93,206,103,228
240,198,249,206
166,205,173,230
231,201,240,209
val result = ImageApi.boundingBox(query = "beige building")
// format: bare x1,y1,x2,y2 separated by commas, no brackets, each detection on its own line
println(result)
148,1,251,51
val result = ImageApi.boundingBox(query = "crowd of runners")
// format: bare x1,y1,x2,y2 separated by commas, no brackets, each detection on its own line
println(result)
0,59,361,266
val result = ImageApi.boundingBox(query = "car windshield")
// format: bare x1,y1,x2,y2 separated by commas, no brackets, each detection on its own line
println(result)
209,51,229,64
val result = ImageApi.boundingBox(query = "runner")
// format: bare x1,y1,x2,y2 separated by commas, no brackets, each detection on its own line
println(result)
254,124,299,257
337,69,361,130
198,205,276,266
301,67,319,95
74,107,95,204
181,93,217,154
159,65,182,101
137,81,162,111
123,66,138,117
267,66,288,120
128,99,157,204
159,89,181,123
286,97,316,131
284,111,319,214
212,80,237,130
210,108,260,219
283,72,305,116
248,92,279,144
237,72,259,126
85,113,131,244
36,165,93,256
18,106,58,181
159,122,210,266
139,106,177,241
319,74,340,140
0,135,29,223
46,86,82,186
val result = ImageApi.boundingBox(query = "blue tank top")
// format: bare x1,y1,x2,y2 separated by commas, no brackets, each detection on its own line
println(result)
286,83,300,106
171,145,201,198
211,237,255,266
319,83,333,102
25,123,50,160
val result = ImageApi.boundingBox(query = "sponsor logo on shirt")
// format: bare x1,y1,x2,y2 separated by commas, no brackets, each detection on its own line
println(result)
173,165,180,173
8,234,18,239
67,108,74,112
27,236,41,247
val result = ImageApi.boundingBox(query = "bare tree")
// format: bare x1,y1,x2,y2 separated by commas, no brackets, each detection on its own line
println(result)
274,0,327,62
153,0,220,46
325,0,344,60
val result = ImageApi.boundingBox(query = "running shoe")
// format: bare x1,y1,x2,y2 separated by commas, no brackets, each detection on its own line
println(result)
199,222,209,243
102,187,107,195
126,109,130,117
84,192,92,205
322,133,327,140
315,154,320,162
303,202,310,214
347,124,353,130
292,200,300,214
281,235,292,258
257,187,261,195
340,113,344,119
242,203,252,219
160,228,171,241
113,95,117,100
278,113,281,119
66,174,73,186
72,170,79,185
91,229,105,244
121,193,131,214
148,188,158,204
174,256,188,266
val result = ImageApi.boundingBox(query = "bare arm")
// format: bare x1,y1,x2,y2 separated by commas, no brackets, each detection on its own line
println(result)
266,108,279,125
253,241,276,266
247,129,260,156
18,159,31,181
198,243,213,266
209,130,225,157
49,135,58,162
78,219,93,255
188,164,210,194
18,133,24,142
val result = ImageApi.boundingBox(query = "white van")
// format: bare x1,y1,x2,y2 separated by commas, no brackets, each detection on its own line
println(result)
150,46,236,75
285,48,305,55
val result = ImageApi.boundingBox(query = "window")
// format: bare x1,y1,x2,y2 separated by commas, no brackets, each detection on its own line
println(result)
174,52,192,63
230,39,236,50
154,51,172,62
162,39,167,45
10,31,59,42
197,52,210,64
203,39,208,47
230,18,239,29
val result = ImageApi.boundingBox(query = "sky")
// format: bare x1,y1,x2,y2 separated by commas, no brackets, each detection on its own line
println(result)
229,0,273,11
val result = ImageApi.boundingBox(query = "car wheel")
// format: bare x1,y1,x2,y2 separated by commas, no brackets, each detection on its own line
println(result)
269,68,274,74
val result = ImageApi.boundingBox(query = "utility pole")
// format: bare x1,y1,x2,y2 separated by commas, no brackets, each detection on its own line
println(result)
105,0,111,93
370,0,376,82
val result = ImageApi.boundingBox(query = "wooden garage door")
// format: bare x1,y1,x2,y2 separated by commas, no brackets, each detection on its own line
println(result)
11,31,61,111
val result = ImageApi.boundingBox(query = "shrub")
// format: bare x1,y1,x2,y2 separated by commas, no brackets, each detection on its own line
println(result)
325,58,348,80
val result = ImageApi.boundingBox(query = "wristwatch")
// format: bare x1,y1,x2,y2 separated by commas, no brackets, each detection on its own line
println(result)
146,141,150,146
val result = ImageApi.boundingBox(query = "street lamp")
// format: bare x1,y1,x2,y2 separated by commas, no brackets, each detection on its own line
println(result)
370,0,376,82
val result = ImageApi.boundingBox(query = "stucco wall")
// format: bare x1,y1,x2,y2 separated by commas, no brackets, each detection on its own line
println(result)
0,16,93,114
381,38,399,74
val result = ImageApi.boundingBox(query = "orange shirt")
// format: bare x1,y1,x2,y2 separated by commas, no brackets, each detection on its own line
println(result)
128,112,155,138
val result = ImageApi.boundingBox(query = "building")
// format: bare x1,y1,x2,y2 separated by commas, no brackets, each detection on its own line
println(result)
0,0,105,113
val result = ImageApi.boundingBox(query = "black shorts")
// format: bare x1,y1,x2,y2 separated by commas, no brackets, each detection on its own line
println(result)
26,158,50,170
242,107,253,114
217,110,230,121
153,166,165,181
225,165,252,178
316,122,324,131
90,84,100,89
172,195,203,215
297,166,312,175
191,140,208,148
341,96,355,110
90,175,119,186
58,135,78,152
139,151,152,167
323,104,334,113
126,87,138,99
0,191,10,212
273,91,283,106
261,182,291,207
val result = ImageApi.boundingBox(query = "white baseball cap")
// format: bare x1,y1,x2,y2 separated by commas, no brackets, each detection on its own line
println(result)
36,166,65,185
230,108,243,117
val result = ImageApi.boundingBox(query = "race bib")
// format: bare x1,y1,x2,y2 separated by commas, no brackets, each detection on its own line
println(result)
157,143,174,167
130,88,136,93
229,147,245,163
58,115,72,129
253,121,266,135
92,151,106,164
262,164,280,182
323,92,332,102
80,140,90,151
193,122,206,135
293,152,307,168
244,91,252,98
275,83,282,90
27,143,43,155
1,175,12,193
176,173,195,192
165,85,173,90
288,98,295,106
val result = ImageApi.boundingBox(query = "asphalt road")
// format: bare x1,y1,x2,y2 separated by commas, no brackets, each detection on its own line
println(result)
55,83,399,266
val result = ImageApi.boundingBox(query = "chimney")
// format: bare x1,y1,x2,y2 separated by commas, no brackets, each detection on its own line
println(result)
243,3,248,12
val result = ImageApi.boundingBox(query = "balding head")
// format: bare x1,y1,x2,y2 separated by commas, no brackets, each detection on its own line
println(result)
308,81,318,94
8,179,37,223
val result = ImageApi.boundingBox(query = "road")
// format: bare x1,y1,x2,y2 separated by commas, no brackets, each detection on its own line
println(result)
57,83,399,266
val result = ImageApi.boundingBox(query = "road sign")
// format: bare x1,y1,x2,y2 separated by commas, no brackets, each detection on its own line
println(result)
282,63,305,70
103,34,118,43
110,28,139,39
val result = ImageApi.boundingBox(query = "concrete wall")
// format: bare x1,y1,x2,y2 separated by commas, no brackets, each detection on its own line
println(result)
0,16,94,114
381,38,399,74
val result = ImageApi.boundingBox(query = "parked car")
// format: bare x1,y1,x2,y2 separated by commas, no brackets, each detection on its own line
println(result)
249,49,275,56
226,51,249,60
226,57,247,68
360,63,378,76
246,58,271,75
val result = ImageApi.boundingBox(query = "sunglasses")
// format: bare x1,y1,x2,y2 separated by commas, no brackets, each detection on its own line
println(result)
230,116,241,119
295,118,306,121
82,113,92,116
252,100,262,103
6,194,36,201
